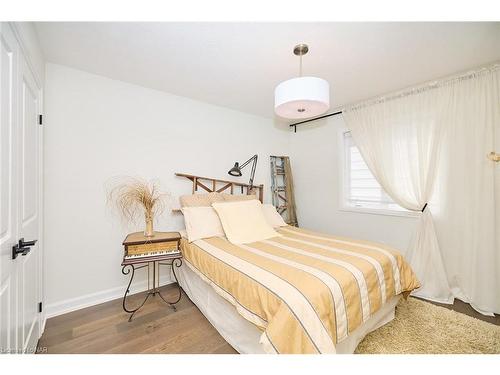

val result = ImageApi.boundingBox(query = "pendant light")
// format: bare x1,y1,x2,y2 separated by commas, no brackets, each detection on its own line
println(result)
274,44,330,119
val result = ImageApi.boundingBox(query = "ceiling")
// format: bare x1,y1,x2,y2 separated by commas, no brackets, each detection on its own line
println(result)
35,22,500,120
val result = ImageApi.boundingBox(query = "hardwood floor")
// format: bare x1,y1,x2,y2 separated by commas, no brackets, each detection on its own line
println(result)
38,284,237,354
39,284,498,354
421,298,500,326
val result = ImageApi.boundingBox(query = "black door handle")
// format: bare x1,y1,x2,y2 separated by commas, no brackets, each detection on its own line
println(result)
19,238,37,248
12,238,37,259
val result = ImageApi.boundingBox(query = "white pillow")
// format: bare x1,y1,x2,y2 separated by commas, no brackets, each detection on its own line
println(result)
211,200,280,244
181,207,225,243
262,204,288,228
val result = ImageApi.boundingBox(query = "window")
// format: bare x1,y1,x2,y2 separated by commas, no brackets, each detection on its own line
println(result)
342,131,407,214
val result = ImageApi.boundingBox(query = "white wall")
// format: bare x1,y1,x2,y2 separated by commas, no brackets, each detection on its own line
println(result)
44,63,420,317
43,63,289,316
289,115,419,253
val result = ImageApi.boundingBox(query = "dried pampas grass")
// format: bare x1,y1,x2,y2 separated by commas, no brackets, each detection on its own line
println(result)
107,176,171,234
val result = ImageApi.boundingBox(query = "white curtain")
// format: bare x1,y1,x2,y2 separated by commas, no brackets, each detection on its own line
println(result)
343,64,500,312
343,86,453,303
432,67,500,314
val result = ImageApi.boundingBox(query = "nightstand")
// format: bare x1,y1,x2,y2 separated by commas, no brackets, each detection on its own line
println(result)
121,231,183,321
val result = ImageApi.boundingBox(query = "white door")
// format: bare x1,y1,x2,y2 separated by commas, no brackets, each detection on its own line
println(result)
0,22,42,354
17,50,41,353
1,22,20,354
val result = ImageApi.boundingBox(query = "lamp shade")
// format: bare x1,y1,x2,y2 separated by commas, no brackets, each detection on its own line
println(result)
228,162,242,177
274,76,330,119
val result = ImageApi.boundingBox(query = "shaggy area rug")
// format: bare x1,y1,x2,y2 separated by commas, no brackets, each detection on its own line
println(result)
355,297,500,354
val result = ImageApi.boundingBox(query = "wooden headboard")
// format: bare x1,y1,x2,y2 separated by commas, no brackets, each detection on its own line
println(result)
175,172,264,203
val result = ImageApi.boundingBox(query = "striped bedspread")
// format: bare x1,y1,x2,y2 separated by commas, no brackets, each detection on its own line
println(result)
180,226,420,354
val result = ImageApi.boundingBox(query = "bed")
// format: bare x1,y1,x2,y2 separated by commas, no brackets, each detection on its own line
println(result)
174,174,420,354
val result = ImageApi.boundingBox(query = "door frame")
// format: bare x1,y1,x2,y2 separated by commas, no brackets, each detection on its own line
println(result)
9,22,45,342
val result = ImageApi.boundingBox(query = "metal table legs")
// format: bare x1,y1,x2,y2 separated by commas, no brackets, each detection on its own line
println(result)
121,258,183,322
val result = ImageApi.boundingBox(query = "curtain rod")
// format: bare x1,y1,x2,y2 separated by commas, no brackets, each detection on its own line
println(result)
289,62,500,133
346,63,500,113
289,110,343,133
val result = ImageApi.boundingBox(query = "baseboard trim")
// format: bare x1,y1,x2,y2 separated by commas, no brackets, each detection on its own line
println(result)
45,275,174,319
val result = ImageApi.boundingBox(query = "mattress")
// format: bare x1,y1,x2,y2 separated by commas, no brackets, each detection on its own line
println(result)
179,225,420,354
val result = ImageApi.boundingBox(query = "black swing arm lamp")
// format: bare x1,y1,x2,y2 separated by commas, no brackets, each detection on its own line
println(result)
228,154,258,188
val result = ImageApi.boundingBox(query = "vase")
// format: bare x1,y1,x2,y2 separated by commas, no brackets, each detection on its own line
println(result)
144,215,154,237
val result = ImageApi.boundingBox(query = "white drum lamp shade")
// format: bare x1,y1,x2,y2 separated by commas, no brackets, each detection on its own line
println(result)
274,76,330,119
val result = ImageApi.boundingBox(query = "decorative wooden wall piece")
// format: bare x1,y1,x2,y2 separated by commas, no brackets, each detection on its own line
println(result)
175,173,264,203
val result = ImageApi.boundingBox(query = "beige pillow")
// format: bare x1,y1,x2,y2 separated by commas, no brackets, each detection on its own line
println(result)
179,192,224,207
212,200,280,244
221,193,257,202
262,204,288,228
181,206,225,242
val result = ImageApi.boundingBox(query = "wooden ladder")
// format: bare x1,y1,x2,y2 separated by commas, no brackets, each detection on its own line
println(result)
270,156,298,226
